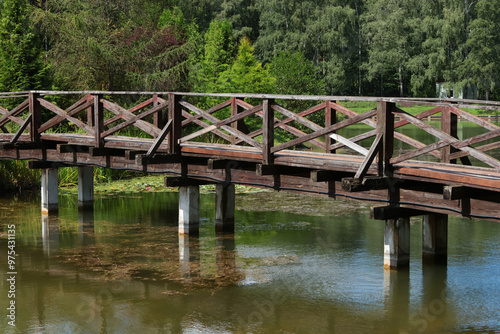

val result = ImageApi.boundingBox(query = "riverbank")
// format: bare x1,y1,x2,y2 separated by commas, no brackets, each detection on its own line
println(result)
59,174,267,196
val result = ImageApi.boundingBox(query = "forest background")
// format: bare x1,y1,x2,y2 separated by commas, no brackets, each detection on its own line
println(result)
0,0,499,190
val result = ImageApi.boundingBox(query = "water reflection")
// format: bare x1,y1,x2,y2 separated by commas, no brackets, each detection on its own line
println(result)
178,234,200,278
78,209,95,247
41,214,59,257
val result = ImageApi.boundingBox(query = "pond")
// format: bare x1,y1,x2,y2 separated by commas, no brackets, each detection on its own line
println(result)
1,190,499,333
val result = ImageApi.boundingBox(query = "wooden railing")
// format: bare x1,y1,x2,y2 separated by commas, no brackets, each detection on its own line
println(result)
2,91,500,177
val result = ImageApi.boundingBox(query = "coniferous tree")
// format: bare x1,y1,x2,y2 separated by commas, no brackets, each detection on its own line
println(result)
0,0,47,93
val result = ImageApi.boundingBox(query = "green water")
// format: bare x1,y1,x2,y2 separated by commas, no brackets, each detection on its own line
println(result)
1,191,499,334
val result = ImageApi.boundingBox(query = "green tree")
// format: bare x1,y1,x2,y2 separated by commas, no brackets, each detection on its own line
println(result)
0,0,47,93
219,36,275,94
193,19,235,95
466,0,500,99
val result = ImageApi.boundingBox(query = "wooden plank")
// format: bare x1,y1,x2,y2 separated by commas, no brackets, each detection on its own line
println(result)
89,147,125,157
391,139,451,164
169,94,182,154
208,159,256,171
146,119,172,156
180,99,262,149
57,144,89,153
101,100,167,138
450,106,500,131
0,99,29,127
262,99,274,164
325,100,335,153
135,153,183,165
181,99,232,126
10,114,32,143
164,177,215,187
441,106,458,163
271,109,377,153
94,94,104,148
354,133,382,179
38,99,94,133
179,103,262,143
38,98,94,134
181,110,233,142
370,206,430,220
29,93,42,142
311,170,351,182
397,111,500,169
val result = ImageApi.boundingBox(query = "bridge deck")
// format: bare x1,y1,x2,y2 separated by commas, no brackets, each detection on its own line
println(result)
2,91,500,219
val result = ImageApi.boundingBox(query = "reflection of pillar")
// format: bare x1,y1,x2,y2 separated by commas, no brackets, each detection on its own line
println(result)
215,184,235,233
178,234,200,278
41,168,58,214
422,214,448,265
216,232,236,278
78,209,95,246
384,218,410,268
384,268,410,331
420,263,449,332
42,215,59,257
78,166,94,210
178,186,200,235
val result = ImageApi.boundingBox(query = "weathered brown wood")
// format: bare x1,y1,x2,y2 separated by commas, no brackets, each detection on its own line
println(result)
256,164,310,177
38,99,94,133
325,101,336,153
168,94,182,155
181,110,233,143
179,103,263,144
354,133,382,179
450,106,500,131
89,147,125,157
444,185,500,202
262,99,275,164
125,150,145,160
10,114,32,144
57,144,89,154
181,99,232,126
164,177,215,187
311,170,351,182
231,97,250,144
94,94,104,148
180,99,262,149
441,106,458,163
271,109,377,153
28,160,80,169
29,93,41,142
147,119,172,156
0,99,29,127
136,153,183,165
101,100,167,138
208,159,256,171
38,98,94,134
371,206,429,220
397,111,500,169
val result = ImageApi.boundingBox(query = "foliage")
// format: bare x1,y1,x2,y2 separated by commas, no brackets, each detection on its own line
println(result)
0,0,47,96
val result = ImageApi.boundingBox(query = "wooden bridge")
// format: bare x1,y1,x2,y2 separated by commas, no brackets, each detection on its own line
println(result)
2,90,500,268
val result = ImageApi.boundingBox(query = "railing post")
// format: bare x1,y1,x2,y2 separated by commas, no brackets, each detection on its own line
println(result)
168,93,182,155
263,98,274,164
231,97,245,145
325,100,336,153
29,92,41,142
377,102,395,176
441,104,457,164
86,94,94,127
153,94,164,129
93,94,104,148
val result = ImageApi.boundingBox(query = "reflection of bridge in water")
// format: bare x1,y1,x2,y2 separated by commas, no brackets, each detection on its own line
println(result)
2,90,500,268
0,209,456,333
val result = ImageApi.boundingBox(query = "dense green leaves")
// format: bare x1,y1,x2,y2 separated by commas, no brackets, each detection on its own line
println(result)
1,0,500,100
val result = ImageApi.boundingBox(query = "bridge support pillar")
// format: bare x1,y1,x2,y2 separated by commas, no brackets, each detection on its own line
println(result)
178,185,200,235
384,217,410,269
215,184,235,233
41,168,58,214
422,213,448,264
78,166,94,210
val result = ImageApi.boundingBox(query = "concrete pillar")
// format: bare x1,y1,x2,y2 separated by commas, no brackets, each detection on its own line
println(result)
422,213,448,264
384,217,410,268
178,234,200,278
215,183,235,233
78,166,94,209
42,215,59,257
41,168,58,214
178,185,200,235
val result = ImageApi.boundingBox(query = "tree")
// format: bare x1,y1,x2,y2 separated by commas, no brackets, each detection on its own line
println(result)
219,36,275,94
0,0,47,93
466,0,500,99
